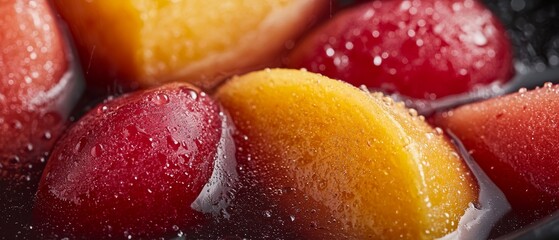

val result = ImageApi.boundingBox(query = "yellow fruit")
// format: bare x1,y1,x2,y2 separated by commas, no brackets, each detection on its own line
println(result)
53,0,327,90
216,69,478,239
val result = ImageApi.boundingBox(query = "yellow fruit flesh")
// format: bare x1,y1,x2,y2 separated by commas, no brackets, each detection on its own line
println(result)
137,0,290,73
54,0,321,88
216,69,477,239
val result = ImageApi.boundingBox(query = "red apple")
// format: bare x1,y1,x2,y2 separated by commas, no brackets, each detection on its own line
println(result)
435,83,559,225
33,83,223,239
0,0,82,236
286,0,514,100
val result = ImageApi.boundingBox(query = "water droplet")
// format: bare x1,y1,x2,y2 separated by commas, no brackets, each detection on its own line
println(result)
9,156,20,164
435,127,443,135
181,87,198,100
11,120,22,130
325,47,335,57
90,144,104,157
518,88,528,93
172,225,179,231
25,143,34,152
407,29,416,38
96,105,109,114
472,32,488,46
373,56,382,66
290,215,296,221
167,135,180,151
263,210,272,218
152,93,169,105
42,131,52,141
74,137,88,153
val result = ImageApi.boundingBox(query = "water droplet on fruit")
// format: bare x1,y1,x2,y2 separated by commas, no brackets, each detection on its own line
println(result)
91,144,104,157
74,137,88,153
42,131,52,140
152,93,169,105
167,135,180,151
472,32,488,46
180,87,199,100
9,156,20,164
25,143,34,152
373,56,382,66
96,105,109,114
11,120,22,130
544,82,553,88
518,88,528,93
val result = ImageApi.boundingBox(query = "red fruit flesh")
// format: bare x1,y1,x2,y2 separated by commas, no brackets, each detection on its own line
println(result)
0,0,81,236
286,0,514,100
33,83,222,238
435,84,559,224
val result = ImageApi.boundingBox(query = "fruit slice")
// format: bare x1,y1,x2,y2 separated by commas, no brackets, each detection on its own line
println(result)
33,83,222,238
286,0,514,100
53,0,328,91
216,69,478,239
435,84,559,224
0,0,82,236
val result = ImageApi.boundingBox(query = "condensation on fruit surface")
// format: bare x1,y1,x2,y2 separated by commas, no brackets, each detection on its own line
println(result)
286,0,514,101
213,68,487,239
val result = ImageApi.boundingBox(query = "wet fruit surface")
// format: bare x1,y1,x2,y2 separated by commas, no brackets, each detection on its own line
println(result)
216,69,477,239
52,0,328,91
0,0,82,236
435,84,559,225
287,0,514,100
33,83,222,238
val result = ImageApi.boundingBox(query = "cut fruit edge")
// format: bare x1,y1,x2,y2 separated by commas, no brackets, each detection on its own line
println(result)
438,130,511,240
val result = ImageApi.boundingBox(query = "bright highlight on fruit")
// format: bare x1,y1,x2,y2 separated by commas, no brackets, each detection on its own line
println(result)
216,68,478,239
53,0,328,91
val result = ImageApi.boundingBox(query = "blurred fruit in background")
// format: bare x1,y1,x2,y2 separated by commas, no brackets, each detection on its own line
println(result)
0,0,83,236
286,0,514,100
52,0,329,93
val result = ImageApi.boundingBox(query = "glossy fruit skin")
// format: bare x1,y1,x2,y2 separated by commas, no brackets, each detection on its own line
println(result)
33,83,222,239
435,84,559,224
216,69,477,239
287,0,514,100
0,0,82,236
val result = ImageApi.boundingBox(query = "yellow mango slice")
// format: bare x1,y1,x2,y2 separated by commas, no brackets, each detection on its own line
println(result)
216,69,478,239
53,0,327,89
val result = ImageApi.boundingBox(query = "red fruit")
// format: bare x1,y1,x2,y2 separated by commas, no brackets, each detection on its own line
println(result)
286,0,514,100
33,83,223,239
434,83,559,224
0,0,82,235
